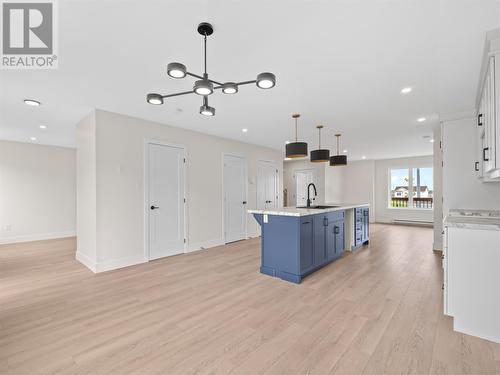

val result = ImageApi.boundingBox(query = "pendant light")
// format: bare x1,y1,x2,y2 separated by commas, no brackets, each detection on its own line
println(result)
330,133,347,166
310,125,330,162
285,113,308,158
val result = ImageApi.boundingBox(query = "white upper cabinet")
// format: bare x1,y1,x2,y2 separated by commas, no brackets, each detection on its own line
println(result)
476,28,500,181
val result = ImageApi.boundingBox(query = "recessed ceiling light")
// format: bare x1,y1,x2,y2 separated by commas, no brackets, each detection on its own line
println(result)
242,128,248,133
30,136,37,141
401,87,412,94
24,99,41,106
362,156,366,160
343,149,348,153
430,139,435,143
417,117,426,122
39,125,47,129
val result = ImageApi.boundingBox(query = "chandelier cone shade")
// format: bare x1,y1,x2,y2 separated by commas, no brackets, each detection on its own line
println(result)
146,22,276,116
285,113,308,158
310,125,330,162
330,133,348,166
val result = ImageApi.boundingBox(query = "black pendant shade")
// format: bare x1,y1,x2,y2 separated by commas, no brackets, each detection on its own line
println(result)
330,154,347,166
310,125,330,162
330,133,348,166
311,149,330,162
286,142,308,158
285,113,308,158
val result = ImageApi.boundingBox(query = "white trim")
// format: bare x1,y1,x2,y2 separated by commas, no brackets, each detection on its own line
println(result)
293,168,315,206
77,251,147,273
222,153,248,244
0,230,76,245
143,138,187,262
76,251,97,272
186,237,225,253
95,254,147,273
257,159,281,207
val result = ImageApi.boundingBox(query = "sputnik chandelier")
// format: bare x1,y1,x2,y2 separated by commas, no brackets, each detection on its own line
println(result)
146,22,277,116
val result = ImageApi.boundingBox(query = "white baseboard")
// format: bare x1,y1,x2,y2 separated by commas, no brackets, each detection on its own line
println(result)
76,251,97,272
0,230,76,245
77,251,146,273
95,254,147,273
186,238,225,253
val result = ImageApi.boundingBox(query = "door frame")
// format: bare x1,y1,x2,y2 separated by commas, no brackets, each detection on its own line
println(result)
257,159,280,208
294,168,315,206
143,138,188,261
222,153,248,243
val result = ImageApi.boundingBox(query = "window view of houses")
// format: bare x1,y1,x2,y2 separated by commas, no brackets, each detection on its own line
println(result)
390,167,433,209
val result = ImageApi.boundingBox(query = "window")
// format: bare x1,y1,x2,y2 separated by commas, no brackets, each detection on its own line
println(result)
389,167,433,209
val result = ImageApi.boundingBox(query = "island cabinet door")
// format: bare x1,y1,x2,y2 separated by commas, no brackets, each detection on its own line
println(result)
334,220,345,259
299,217,314,272
326,219,336,261
313,214,328,267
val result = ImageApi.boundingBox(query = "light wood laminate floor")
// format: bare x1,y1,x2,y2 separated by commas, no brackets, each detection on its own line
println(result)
1,224,499,375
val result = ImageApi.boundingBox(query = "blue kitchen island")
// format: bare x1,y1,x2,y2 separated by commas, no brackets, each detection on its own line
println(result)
249,203,369,284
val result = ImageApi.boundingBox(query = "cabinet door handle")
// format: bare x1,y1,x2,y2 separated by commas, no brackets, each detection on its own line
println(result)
483,147,489,162
334,226,340,234
475,161,479,171
242,201,247,204
478,113,483,126
324,217,328,226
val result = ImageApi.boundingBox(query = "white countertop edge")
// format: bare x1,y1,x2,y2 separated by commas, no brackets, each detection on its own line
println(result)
443,215,500,231
248,203,370,217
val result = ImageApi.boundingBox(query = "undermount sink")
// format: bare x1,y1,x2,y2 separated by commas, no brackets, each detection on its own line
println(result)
297,205,339,209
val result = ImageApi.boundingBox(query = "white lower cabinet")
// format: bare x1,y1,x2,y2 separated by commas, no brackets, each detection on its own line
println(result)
443,225,500,343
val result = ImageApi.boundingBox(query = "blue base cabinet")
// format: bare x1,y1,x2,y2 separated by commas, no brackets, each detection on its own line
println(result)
253,210,345,284
353,207,369,250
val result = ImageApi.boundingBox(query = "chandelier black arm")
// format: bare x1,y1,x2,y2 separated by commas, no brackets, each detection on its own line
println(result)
235,80,257,86
212,80,257,90
159,79,257,99
185,71,223,86
161,90,195,99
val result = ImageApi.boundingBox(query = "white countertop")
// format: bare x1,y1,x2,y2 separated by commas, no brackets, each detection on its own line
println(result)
444,209,500,231
248,203,370,217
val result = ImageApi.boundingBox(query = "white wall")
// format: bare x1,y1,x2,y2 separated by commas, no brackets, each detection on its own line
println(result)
375,155,434,224
75,112,97,270
0,140,76,244
324,156,433,224
283,159,325,206
325,160,375,221
433,126,443,250
442,117,500,215
77,109,283,272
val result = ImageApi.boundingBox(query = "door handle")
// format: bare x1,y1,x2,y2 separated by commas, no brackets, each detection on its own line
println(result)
483,147,489,162
150,205,159,210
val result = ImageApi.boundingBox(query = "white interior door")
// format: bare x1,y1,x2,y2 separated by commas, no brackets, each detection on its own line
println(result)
147,142,185,260
295,170,314,206
257,161,279,210
223,154,247,243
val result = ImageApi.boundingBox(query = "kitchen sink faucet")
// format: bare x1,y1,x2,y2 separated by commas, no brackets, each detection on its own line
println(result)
306,183,317,208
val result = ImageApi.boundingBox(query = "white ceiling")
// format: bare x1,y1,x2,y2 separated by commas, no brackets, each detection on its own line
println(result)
1,0,500,160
